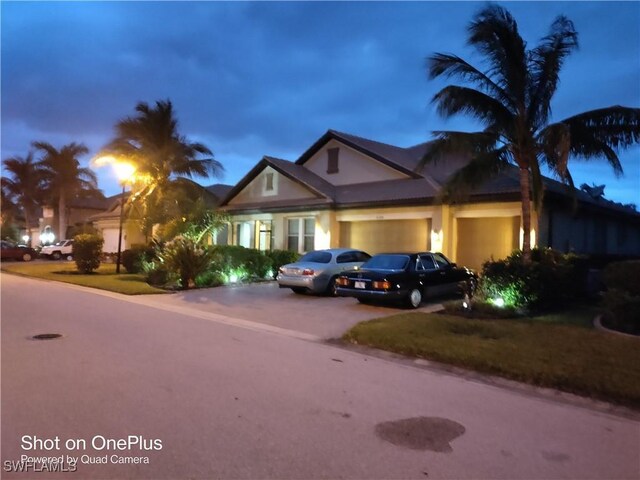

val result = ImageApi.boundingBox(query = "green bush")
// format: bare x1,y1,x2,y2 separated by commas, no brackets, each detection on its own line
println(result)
602,260,640,335
72,234,104,274
211,245,273,280
141,260,173,287
603,260,640,296
194,270,225,288
265,250,300,278
479,248,577,312
121,245,155,273
158,236,215,289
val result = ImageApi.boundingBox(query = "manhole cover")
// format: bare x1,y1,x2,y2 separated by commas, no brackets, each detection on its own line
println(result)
32,333,63,340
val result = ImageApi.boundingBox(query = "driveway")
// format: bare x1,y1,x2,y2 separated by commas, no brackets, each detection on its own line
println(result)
147,281,444,339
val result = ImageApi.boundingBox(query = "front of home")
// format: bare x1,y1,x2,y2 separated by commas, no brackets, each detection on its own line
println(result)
218,130,640,271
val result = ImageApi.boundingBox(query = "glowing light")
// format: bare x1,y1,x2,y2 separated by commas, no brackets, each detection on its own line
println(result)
519,227,537,249
22,235,30,243
492,297,505,308
39,231,55,244
113,162,136,182
430,229,443,252
229,274,239,283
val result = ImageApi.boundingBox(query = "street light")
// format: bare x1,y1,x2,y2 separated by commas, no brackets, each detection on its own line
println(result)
93,155,136,273
113,161,136,274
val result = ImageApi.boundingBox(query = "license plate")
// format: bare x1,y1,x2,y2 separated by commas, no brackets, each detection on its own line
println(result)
354,281,366,289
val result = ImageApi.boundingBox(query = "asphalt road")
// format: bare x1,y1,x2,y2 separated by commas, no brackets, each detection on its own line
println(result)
1,273,639,479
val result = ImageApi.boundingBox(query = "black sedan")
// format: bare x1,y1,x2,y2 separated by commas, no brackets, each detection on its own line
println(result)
336,252,477,308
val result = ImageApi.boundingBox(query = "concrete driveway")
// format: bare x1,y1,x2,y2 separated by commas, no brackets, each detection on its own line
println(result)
148,281,444,339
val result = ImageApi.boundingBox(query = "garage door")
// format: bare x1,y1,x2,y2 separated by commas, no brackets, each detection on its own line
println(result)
456,216,519,271
339,219,430,254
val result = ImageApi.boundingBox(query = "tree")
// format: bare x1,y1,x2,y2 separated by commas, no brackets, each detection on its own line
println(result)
100,99,223,235
419,4,640,261
33,141,100,239
1,152,43,245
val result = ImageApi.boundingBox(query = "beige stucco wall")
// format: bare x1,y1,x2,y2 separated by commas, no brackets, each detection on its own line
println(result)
228,166,316,206
94,218,146,253
304,139,409,185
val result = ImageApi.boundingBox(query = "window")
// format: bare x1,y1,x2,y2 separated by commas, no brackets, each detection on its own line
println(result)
432,253,450,269
265,172,274,191
327,147,339,174
234,222,254,248
362,254,409,270
337,252,356,264
287,217,315,253
418,255,437,271
300,251,331,263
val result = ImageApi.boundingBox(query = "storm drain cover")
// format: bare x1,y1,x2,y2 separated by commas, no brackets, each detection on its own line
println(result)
32,333,63,340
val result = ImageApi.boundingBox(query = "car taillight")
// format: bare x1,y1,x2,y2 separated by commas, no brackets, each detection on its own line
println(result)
372,281,391,289
301,268,315,276
336,276,350,286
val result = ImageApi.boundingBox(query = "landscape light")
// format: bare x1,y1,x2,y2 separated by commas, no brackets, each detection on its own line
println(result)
492,297,505,308
22,235,30,243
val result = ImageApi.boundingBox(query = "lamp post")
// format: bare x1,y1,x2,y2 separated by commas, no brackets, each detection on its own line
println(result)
113,162,136,274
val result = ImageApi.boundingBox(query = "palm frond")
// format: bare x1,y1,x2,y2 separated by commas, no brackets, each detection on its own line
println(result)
528,15,579,128
418,131,500,171
427,53,515,112
467,4,528,105
538,122,571,179
432,85,514,130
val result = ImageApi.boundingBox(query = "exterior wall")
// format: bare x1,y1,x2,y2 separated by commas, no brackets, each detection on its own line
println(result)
228,166,316,206
303,139,408,185
539,207,640,255
94,218,146,253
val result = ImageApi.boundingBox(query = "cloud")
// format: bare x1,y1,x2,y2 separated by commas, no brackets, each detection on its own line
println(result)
2,1,639,203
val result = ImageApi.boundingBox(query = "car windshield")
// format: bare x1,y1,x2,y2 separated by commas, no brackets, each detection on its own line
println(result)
362,254,410,270
298,251,332,264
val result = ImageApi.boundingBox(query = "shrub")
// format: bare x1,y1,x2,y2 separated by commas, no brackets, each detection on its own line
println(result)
479,248,578,312
141,260,173,287
194,270,225,288
72,234,104,274
265,250,300,278
158,236,216,289
601,260,640,335
121,245,156,273
211,245,274,280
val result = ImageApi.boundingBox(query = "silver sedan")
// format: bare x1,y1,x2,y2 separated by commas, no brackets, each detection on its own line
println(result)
277,248,371,296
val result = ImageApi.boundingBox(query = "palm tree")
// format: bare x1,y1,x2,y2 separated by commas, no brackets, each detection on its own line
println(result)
419,4,640,262
2,152,43,245
33,141,100,239
99,99,223,235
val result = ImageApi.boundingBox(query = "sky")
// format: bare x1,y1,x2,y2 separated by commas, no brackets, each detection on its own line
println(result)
2,1,639,206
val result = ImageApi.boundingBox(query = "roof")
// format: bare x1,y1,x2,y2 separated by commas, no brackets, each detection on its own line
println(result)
222,129,640,218
205,183,234,202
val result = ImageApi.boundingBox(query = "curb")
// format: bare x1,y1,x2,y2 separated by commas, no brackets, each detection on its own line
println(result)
593,314,640,339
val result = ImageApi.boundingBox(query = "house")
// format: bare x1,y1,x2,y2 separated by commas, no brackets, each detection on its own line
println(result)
219,129,640,271
37,194,110,244
90,183,234,253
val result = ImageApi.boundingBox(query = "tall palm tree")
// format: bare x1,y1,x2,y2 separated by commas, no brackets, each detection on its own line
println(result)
2,152,43,245
33,141,100,239
419,4,640,261
99,99,223,234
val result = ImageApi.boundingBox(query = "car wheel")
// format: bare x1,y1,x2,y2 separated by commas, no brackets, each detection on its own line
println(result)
51,251,62,260
466,278,477,298
326,276,339,297
66,255,73,261
406,288,423,309
21,252,33,262
291,288,306,294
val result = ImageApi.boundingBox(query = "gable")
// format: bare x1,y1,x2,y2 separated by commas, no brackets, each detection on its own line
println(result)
227,166,318,206
303,139,410,186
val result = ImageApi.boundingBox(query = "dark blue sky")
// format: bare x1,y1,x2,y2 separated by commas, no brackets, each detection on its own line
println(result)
2,1,639,205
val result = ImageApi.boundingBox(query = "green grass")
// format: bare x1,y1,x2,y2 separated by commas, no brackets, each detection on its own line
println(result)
1,262,167,295
344,312,640,409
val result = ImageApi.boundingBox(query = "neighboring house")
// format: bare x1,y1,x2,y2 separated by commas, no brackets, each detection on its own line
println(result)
219,129,640,271
38,195,109,244
88,193,146,253
90,184,234,253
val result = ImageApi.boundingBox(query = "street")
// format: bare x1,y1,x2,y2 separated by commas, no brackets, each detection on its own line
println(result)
1,273,639,479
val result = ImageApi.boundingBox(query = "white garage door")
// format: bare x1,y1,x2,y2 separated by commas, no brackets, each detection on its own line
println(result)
339,219,430,254
101,228,120,253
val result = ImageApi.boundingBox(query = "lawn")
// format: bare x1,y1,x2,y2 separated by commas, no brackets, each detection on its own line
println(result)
1,261,167,295
343,312,640,409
